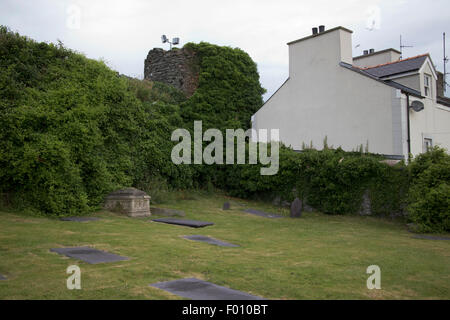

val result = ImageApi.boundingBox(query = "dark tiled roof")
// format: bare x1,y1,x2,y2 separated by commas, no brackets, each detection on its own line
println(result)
437,96,450,107
361,54,428,78
339,62,423,98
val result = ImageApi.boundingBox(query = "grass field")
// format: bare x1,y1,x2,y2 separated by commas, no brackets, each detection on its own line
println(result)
0,192,449,300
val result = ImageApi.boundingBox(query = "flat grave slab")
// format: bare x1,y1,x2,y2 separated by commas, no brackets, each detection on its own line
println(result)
50,247,129,264
152,218,214,228
0,274,6,280
59,217,100,222
243,209,283,219
413,235,450,241
183,235,239,247
150,278,263,300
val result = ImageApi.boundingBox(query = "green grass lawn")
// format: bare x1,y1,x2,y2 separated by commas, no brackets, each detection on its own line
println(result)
0,192,449,300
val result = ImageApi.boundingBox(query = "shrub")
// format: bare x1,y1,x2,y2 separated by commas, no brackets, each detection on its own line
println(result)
0,26,193,215
407,147,450,233
368,163,409,217
213,145,406,215
181,42,266,131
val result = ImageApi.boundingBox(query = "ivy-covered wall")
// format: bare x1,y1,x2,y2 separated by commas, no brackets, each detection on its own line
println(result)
144,47,199,97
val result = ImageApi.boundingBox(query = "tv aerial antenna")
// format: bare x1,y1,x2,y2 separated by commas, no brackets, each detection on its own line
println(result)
161,35,180,50
399,35,413,59
444,32,449,92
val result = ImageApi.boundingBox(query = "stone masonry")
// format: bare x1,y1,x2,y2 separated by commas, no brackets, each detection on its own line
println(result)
104,187,151,217
144,47,199,96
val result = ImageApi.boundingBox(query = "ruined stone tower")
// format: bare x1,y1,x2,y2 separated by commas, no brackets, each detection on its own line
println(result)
144,47,199,97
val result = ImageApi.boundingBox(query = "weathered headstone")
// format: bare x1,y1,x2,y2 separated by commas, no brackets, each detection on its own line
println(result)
0,274,6,280
103,187,151,217
290,198,302,218
222,202,230,210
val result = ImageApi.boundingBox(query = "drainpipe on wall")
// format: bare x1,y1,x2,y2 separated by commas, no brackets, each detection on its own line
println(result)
405,93,411,161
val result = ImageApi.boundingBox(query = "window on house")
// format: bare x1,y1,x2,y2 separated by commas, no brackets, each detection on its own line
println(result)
424,75,431,97
424,138,433,152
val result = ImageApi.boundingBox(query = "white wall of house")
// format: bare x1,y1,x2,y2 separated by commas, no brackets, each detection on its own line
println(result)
252,27,450,159
408,60,450,155
381,59,450,157
353,49,401,68
253,27,402,156
392,74,421,92
409,98,450,156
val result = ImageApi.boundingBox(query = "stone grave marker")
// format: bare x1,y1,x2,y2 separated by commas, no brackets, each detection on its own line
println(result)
290,198,302,218
50,247,129,264
150,278,264,300
104,187,151,217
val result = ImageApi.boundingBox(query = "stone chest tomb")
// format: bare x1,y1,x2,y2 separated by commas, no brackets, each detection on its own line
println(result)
104,188,151,217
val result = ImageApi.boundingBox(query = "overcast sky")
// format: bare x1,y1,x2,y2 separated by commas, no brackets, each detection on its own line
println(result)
1,0,449,99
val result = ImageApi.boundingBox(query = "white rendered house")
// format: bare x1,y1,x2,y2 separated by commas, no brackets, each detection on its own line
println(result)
252,26,450,160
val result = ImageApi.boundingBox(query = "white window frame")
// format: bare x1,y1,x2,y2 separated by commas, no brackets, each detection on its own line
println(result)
423,138,433,152
424,74,431,97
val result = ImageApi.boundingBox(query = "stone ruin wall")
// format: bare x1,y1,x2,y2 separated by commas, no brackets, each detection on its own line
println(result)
144,47,199,97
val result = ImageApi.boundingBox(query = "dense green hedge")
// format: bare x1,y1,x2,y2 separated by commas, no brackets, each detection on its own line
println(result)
207,145,408,216
407,147,450,233
0,26,193,215
181,42,265,131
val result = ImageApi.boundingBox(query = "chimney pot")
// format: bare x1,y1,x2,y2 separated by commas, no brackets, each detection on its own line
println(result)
312,27,318,35
363,50,369,55
369,48,375,54
318,25,325,33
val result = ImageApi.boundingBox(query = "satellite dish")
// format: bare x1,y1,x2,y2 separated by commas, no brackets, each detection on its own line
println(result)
161,35,167,43
172,37,180,45
410,100,424,112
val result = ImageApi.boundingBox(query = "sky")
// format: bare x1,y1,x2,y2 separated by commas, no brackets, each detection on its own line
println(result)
1,0,449,99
